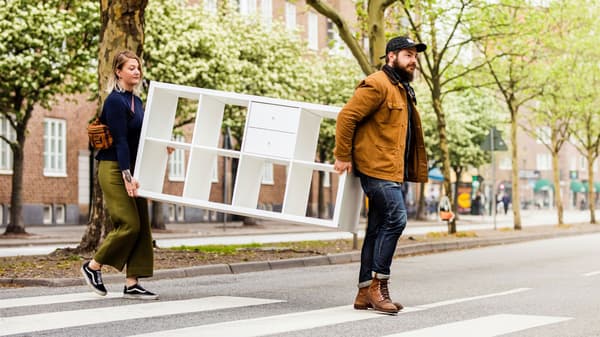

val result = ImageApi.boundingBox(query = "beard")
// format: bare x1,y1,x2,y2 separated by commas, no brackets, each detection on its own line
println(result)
392,58,415,82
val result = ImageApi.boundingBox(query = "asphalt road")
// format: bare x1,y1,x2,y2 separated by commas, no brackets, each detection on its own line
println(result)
1,232,599,336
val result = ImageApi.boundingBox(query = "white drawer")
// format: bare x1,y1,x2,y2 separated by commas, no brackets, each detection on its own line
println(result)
248,102,300,133
243,128,296,158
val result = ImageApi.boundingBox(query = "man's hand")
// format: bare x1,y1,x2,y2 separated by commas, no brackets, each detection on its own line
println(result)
333,159,352,174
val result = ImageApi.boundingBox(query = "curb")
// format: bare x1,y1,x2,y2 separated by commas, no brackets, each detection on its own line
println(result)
3,227,600,288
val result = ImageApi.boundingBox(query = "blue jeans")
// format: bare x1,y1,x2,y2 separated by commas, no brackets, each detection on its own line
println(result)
358,174,407,286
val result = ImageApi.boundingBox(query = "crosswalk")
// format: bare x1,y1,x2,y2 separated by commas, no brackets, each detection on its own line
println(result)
0,288,571,337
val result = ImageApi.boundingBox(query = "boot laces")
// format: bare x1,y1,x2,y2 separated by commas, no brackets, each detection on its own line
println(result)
380,279,391,300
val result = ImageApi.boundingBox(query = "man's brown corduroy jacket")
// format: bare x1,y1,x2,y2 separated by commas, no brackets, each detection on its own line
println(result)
334,70,428,183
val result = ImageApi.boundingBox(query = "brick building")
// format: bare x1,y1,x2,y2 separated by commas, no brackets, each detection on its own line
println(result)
0,0,360,227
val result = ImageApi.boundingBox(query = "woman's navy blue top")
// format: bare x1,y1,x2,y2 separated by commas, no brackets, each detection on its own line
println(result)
95,90,144,173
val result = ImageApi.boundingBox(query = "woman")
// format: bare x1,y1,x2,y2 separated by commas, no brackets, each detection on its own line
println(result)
81,50,157,300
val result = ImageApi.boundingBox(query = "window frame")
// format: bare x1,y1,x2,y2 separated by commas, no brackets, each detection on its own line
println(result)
43,118,67,177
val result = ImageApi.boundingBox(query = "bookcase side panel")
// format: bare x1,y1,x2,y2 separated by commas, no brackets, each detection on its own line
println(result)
145,88,178,140
182,149,216,200
332,173,363,233
193,96,225,147
282,164,313,216
293,110,322,161
231,156,264,208
136,140,169,193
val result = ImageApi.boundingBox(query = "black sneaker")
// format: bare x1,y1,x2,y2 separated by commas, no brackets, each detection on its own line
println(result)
123,284,159,300
80,261,107,296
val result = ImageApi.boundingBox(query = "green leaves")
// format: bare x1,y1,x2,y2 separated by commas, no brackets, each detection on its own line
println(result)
145,0,362,154
0,0,99,115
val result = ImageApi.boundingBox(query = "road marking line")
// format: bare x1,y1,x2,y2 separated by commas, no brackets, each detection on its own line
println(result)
0,296,283,336
128,305,385,337
0,292,122,309
127,288,532,337
382,314,571,337
582,270,600,277
415,288,531,309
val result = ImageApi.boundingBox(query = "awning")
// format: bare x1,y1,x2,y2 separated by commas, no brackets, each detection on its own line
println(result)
570,180,586,193
428,167,444,181
533,178,553,192
581,181,600,193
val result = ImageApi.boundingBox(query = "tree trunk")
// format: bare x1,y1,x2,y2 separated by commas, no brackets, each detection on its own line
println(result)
367,0,387,70
150,200,166,230
77,0,147,250
5,129,26,234
510,107,522,230
552,148,563,225
587,152,596,224
432,84,455,233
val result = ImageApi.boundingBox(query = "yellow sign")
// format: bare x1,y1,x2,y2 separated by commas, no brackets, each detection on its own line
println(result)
457,193,471,208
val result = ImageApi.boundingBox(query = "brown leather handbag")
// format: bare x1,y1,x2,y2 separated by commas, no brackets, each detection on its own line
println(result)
87,116,113,150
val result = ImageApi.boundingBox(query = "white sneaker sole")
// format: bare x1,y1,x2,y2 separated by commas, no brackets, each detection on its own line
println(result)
80,265,107,296
122,293,159,300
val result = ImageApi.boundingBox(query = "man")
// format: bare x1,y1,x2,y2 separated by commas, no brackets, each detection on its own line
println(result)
333,36,428,314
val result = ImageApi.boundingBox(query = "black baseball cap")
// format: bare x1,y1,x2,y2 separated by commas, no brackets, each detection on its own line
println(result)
381,36,427,59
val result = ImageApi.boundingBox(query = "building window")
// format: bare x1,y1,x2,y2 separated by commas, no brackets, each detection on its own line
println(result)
536,153,552,171
0,115,15,173
570,157,577,171
499,156,512,170
204,0,217,14
43,204,53,224
326,20,349,56
168,204,176,222
43,118,67,176
579,156,587,171
55,204,66,224
262,161,274,184
260,0,272,25
285,1,296,30
308,11,319,50
168,135,185,181
535,127,550,144
239,0,256,15
176,205,185,222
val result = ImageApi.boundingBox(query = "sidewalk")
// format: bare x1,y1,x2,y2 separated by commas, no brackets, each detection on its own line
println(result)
1,209,599,287
0,209,595,253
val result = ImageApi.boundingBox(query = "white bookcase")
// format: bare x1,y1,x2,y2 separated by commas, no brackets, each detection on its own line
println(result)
134,81,363,232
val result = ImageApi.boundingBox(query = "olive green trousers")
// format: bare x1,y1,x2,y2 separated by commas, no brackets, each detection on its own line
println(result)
95,161,153,278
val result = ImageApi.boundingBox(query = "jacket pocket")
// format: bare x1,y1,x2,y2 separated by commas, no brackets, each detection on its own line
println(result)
384,101,405,126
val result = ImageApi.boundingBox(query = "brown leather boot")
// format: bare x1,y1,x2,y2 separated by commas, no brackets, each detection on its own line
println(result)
367,277,399,314
353,286,370,310
354,286,403,310
379,279,403,311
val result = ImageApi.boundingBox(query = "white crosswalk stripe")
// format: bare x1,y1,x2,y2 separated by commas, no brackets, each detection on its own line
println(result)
0,291,121,309
381,314,572,337
0,288,572,337
0,296,283,336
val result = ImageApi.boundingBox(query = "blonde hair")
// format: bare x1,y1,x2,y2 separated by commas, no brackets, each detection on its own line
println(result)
106,50,144,95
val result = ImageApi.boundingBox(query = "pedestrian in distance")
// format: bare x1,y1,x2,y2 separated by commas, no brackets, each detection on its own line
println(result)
502,193,510,215
333,36,428,314
81,50,158,300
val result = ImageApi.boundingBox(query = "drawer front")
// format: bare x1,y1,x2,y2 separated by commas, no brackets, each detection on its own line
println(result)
244,128,296,158
248,102,300,133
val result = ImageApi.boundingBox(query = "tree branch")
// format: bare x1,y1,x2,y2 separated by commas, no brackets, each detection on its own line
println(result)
306,0,374,75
